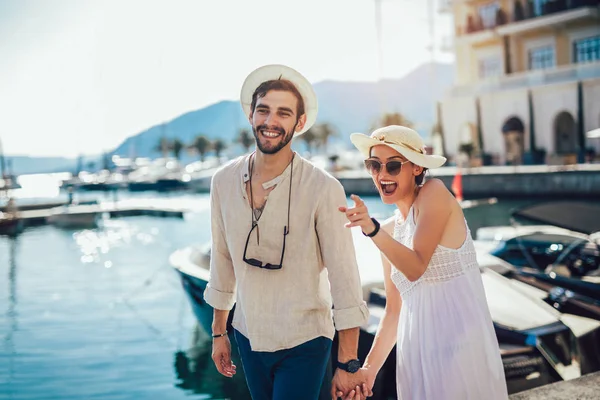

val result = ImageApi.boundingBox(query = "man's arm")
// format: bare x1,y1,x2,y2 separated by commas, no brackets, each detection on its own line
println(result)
203,172,237,311
203,172,237,377
315,178,369,332
337,327,360,363
211,308,236,378
315,178,370,399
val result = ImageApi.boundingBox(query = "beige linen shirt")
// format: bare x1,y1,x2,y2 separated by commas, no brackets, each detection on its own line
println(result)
204,153,369,352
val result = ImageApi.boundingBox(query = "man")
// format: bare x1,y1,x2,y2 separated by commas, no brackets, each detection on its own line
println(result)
204,64,370,400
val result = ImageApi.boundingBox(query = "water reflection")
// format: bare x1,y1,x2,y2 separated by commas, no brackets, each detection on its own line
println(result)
174,325,251,399
4,237,18,398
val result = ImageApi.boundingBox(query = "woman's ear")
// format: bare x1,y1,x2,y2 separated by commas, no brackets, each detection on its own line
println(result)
413,164,423,176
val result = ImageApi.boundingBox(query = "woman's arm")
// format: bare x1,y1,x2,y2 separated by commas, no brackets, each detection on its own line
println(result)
342,179,453,282
363,229,402,376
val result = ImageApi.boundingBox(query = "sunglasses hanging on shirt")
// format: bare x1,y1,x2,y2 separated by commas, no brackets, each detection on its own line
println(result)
243,153,293,270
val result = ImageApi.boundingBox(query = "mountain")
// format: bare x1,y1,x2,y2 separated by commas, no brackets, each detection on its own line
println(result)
4,155,78,175
8,62,454,174
113,62,454,158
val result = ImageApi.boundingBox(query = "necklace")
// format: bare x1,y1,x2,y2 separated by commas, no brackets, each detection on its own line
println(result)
248,152,294,245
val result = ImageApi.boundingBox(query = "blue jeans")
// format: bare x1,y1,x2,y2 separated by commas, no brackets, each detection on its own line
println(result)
234,329,333,400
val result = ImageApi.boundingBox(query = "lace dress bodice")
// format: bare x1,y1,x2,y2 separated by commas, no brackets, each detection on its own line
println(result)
390,205,479,297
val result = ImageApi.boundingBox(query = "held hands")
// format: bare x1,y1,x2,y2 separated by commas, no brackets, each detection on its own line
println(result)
339,195,376,236
331,368,374,400
211,336,237,378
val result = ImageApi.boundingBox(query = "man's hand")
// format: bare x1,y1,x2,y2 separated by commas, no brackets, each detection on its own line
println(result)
211,335,236,377
331,368,372,400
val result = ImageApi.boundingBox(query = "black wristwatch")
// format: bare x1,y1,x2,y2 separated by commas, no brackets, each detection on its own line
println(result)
336,359,361,373
362,217,380,237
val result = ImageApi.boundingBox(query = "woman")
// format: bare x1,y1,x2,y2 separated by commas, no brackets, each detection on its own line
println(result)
339,125,508,399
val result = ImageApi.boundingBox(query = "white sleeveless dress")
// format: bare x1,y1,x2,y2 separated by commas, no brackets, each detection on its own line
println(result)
391,206,508,400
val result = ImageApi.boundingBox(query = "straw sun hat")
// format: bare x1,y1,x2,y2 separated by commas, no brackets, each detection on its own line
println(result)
240,64,318,136
350,125,447,169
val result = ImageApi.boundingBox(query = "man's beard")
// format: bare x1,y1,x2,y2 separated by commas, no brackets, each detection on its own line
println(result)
252,123,296,155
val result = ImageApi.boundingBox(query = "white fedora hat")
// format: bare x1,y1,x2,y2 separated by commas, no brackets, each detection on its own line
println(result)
350,125,447,169
240,64,318,136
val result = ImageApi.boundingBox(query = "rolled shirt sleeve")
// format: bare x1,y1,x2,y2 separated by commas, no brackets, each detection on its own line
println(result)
316,177,369,331
203,172,237,311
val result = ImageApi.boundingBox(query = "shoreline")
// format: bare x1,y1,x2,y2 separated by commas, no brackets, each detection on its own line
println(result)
335,163,600,199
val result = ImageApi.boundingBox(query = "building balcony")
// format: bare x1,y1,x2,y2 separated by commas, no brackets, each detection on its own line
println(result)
449,60,600,96
497,2,600,36
456,1,600,39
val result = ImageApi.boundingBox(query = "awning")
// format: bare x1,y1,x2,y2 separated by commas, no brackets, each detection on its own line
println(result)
512,201,600,236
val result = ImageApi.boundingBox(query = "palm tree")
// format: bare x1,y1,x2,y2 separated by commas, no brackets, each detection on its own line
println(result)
379,112,413,129
458,143,474,158
155,137,170,158
102,151,111,170
213,139,227,158
171,138,184,160
316,123,336,153
299,127,318,154
191,135,211,162
237,128,254,153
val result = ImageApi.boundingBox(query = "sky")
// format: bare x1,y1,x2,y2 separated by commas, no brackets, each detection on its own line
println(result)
0,0,453,157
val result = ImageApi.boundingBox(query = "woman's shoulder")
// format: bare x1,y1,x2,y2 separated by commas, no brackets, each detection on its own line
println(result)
414,178,456,216
420,178,449,194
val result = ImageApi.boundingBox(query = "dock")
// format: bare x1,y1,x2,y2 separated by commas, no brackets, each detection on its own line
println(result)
0,199,187,234
509,371,600,399
16,203,184,226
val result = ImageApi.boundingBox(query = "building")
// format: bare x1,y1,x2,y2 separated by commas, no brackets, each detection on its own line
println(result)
440,0,600,165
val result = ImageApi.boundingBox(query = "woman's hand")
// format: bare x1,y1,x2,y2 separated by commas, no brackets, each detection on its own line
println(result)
339,194,376,236
362,366,377,394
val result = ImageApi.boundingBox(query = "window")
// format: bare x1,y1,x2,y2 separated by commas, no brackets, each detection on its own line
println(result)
573,36,600,64
532,0,550,17
478,2,500,29
528,46,555,70
478,56,502,79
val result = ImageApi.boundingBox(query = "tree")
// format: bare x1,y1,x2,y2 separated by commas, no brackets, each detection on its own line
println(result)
155,137,170,158
191,135,211,162
213,139,227,158
458,143,475,158
378,112,414,129
316,123,337,153
237,128,254,153
299,127,318,154
102,151,111,170
171,138,184,159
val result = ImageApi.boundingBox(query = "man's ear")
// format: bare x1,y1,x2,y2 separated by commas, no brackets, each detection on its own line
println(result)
295,114,307,133
248,112,253,125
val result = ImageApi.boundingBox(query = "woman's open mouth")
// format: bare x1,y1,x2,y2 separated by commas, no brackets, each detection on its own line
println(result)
380,180,398,196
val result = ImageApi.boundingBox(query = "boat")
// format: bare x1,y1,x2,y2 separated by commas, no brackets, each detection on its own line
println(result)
0,176,21,190
169,243,217,335
354,236,600,398
476,201,600,318
127,158,189,192
478,201,600,278
0,215,24,236
45,205,102,229
169,228,600,398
